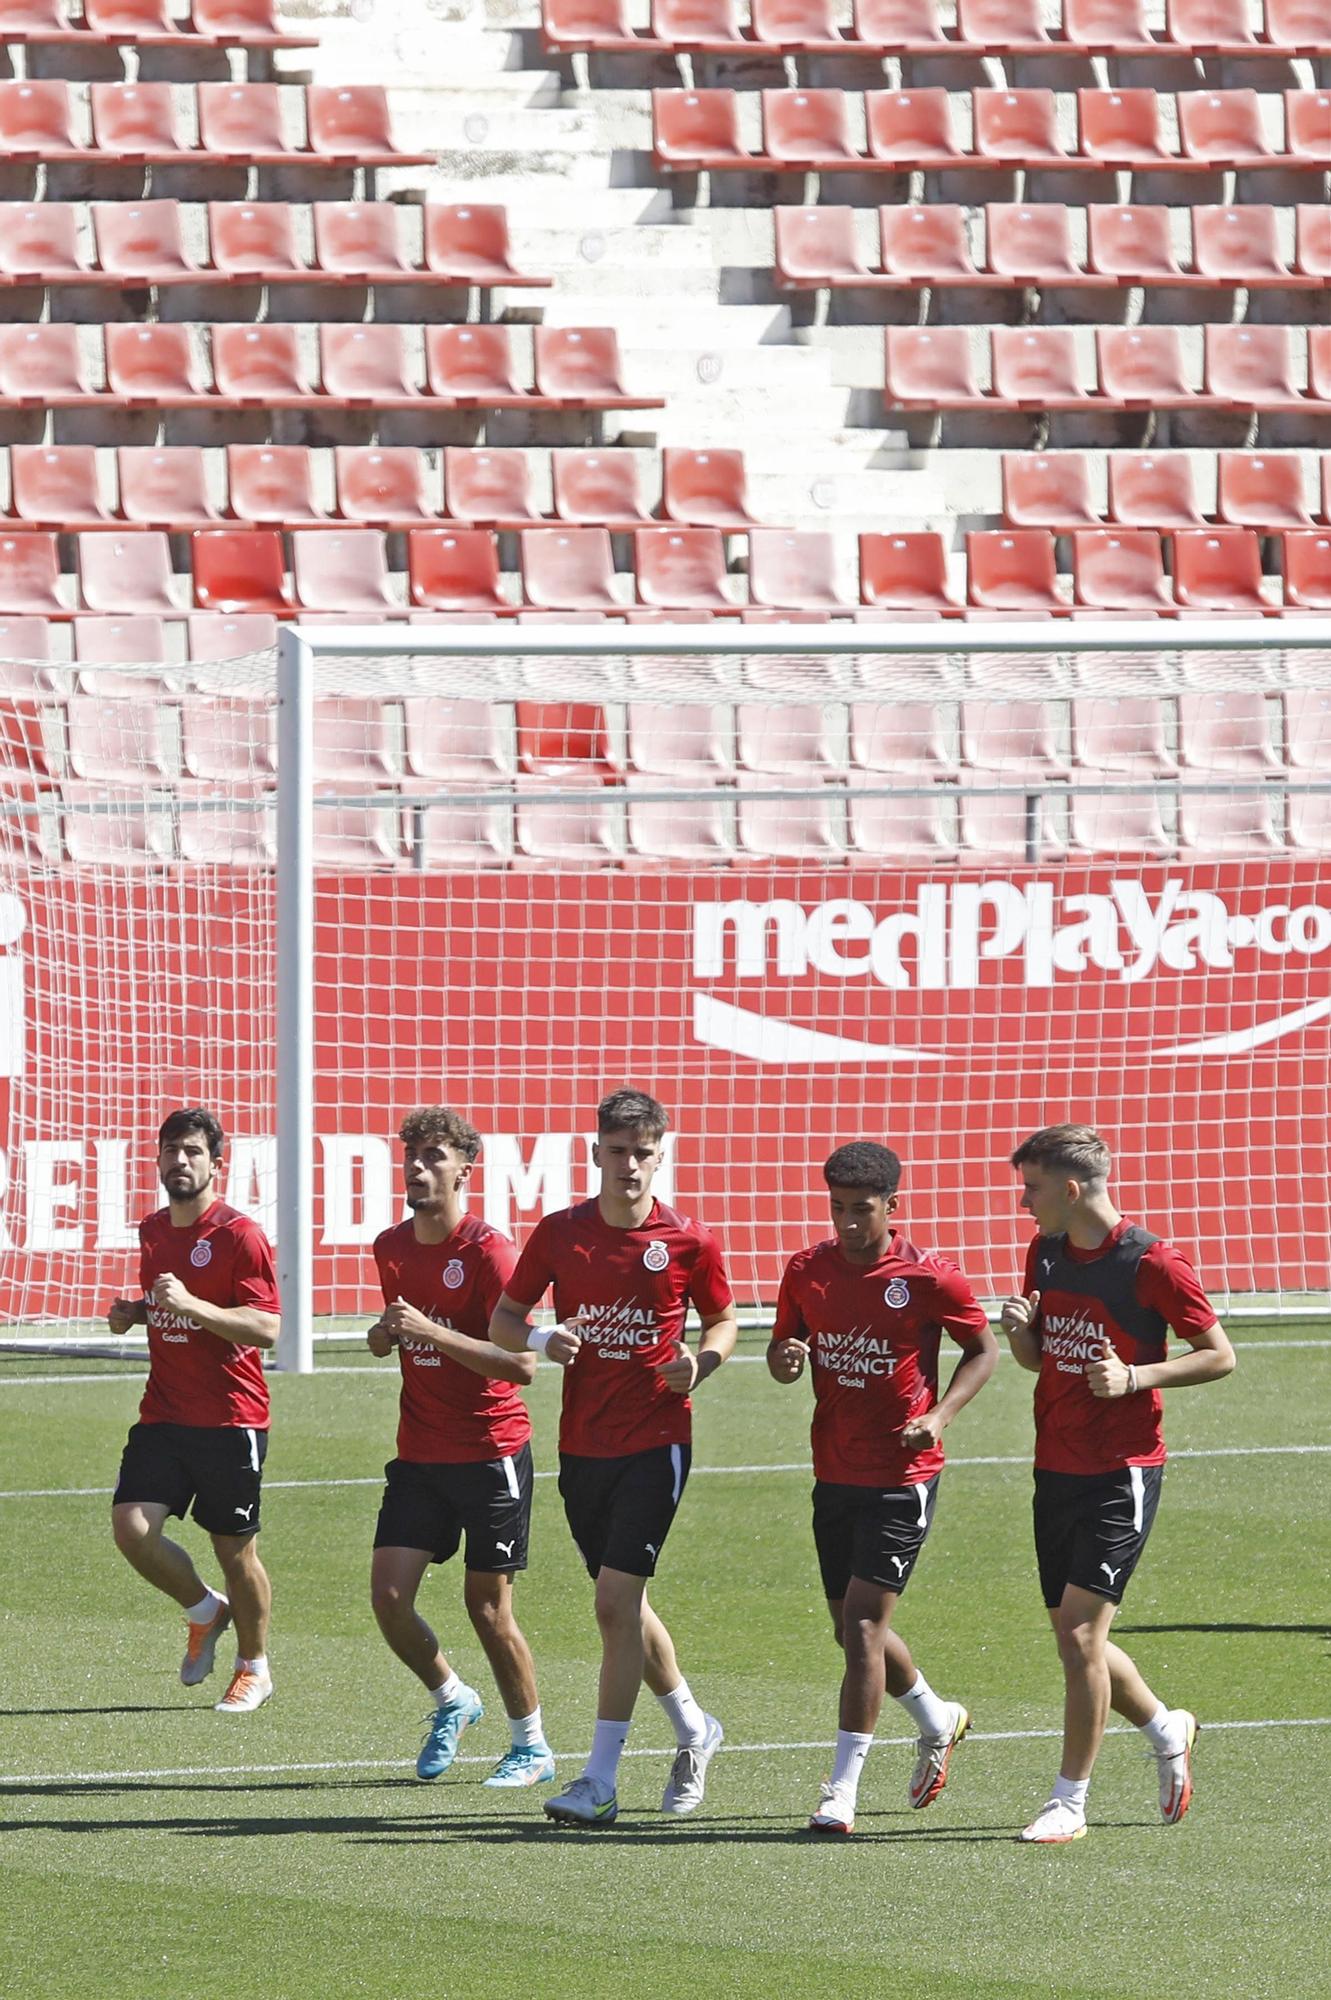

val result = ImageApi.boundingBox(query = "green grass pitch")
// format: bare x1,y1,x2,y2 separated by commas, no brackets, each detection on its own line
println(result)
1,1329,1327,2000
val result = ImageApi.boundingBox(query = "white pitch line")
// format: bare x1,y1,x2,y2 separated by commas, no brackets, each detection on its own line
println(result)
0,1440,1326,1503
3,1716,1326,1792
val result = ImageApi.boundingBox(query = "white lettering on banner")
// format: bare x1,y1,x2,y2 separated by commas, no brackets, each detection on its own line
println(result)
320,1135,392,1247
24,1141,82,1252
228,1136,276,1239
480,1132,675,1234
0,1147,15,1252
93,1139,138,1252
0,893,26,1081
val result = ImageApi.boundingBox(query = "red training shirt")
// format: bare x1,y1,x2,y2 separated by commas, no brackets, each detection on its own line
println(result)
774,1231,990,1486
506,1198,733,1459
1024,1221,1219,1475
137,1200,278,1430
373,1212,527,1465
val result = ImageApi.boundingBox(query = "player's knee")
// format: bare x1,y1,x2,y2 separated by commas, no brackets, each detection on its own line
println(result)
593,1582,640,1636
1056,1617,1102,1668
463,1579,507,1637
111,1506,153,1556
371,1576,411,1627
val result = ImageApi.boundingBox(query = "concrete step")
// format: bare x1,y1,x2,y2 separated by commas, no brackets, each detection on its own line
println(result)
508,223,718,269
540,299,794,343
416,180,676,223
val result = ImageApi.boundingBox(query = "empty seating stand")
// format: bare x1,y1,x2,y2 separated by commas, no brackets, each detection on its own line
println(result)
0,0,317,45
0,84,433,168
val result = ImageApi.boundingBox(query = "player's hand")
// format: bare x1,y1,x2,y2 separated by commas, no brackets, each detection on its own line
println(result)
1000,1289,1041,1336
1087,1344,1132,1399
654,1342,699,1395
381,1300,436,1346
152,1273,193,1315
366,1319,396,1357
767,1337,809,1383
107,1296,140,1337
900,1409,945,1450
543,1321,583,1367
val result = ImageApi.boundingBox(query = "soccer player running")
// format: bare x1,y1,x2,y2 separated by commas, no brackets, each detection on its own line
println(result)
1001,1124,1236,1845
367,1107,554,1789
769,1142,998,1835
490,1088,737,1827
106,1108,280,1713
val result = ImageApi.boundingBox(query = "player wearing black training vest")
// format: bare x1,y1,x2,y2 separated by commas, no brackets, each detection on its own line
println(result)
1001,1124,1235,1846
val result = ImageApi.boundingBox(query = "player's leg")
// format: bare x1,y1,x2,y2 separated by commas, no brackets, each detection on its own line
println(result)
370,1543,443,1682
209,1529,273,1711
112,1424,232,1686
190,1426,272,1713
463,1568,555,1789
112,1499,209,1608
372,1460,483,1778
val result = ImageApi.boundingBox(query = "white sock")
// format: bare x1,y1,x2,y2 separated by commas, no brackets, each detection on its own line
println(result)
237,1655,268,1677
894,1672,952,1740
1051,1775,1089,1813
509,1706,546,1750
433,1672,463,1708
185,1590,223,1625
1139,1703,1179,1753
657,1677,707,1748
583,1718,630,1790
829,1729,874,1799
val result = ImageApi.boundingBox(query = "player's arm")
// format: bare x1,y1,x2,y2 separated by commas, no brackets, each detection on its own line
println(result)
378,1299,535,1385
489,1292,584,1367
766,1266,810,1384
1000,1287,1042,1373
150,1274,280,1350
901,1280,999,1448
1087,1246,1236,1399
657,1302,739,1394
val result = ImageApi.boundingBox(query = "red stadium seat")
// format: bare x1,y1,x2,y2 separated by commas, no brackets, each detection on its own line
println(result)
1168,0,1258,46
312,202,422,283
535,327,658,408
117,447,221,529
408,529,510,613
212,323,314,405
196,83,289,162
1178,690,1279,773
652,0,747,43
309,789,403,869
402,697,511,782
318,324,419,404
753,0,845,45
292,530,397,615
552,451,651,528
748,530,851,611
1087,205,1186,284
513,787,622,867
412,800,509,869
960,698,1068,777
0,80,81,157
985,205,1087,285
627,703,731,777
444,448,541,527
1179,90,1276,164
859,531,962,613
1311,329,1331,404
879,206,979,283
542,0,641,50
191,0,317,44
736,778,843,860
66,698,171,783
736,701,839,776
62,783,175,867
425,324,526,404
1096,328,1192,408
8,446,111,529
516,701,614,778
626,784,732,863
991,327,1087,407
186,612,279,662
209,202,307,281
107,324,208,403
852,0,948,45
1297,204,1331,281
306,85,432,165
1072,529,1175,612
849,702,955,776
1001,454,1100,530
844,782,956,863
1072,695,1176,775
884,326,989,408
1216,453,1312,531
1264,0,1323,50
636,528,735,611
1285,682,1331,771
0,534,64,614
227,445,327,527
662,448,755,529
653,91,751,170
957,788,1065,862
0,202,92,281
91,200,200,282
1107,454,1207,530
425,205,548,287
336,448,437,527
191,530,293,614
0,324,92,407
1172,529,1278,613
83,0,175,35
1178,791,1279,854
310,697,396,784
0,0,70,35
521,529,622,612
90,82,187,158
0,616,52,661
73,615,169,668
78,531,176,613
1191,206,1290,286
1069,789,1170,857
180,697,277,781
774,208,872,287
1078,89,1175,167
762,90,860,168
966,531,1068,613
957,0,1052,46
974,90,1070,166
865,89,965,169
1283,532,1331,611
1204,326,1303,408
1063,0,1152,44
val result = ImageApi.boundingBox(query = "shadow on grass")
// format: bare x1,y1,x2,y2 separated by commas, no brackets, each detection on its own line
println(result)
1116,1622,1331,1638
0,1704,196,1718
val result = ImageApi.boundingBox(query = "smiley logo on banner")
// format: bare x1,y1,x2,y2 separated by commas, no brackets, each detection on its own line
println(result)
643,1240,669,1272
190,1241,213,1269
442,1259,465,1289
884,1279,910,1309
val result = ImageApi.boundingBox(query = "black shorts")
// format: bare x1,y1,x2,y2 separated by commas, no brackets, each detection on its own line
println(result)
373,1443,533,1573
114,1421,268,1538
558,1443,692,1580
812,1475,939,1601
1034,1464,1164,1608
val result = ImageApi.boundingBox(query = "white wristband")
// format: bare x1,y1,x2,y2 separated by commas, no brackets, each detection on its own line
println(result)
1126,1364,1139,1395
526,1326,555,1355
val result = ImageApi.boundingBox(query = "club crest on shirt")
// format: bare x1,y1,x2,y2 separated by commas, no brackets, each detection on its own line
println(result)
643,1239,670,1272
190,1240,213,1269
442,1259,465,1290
884,1278,910,1309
